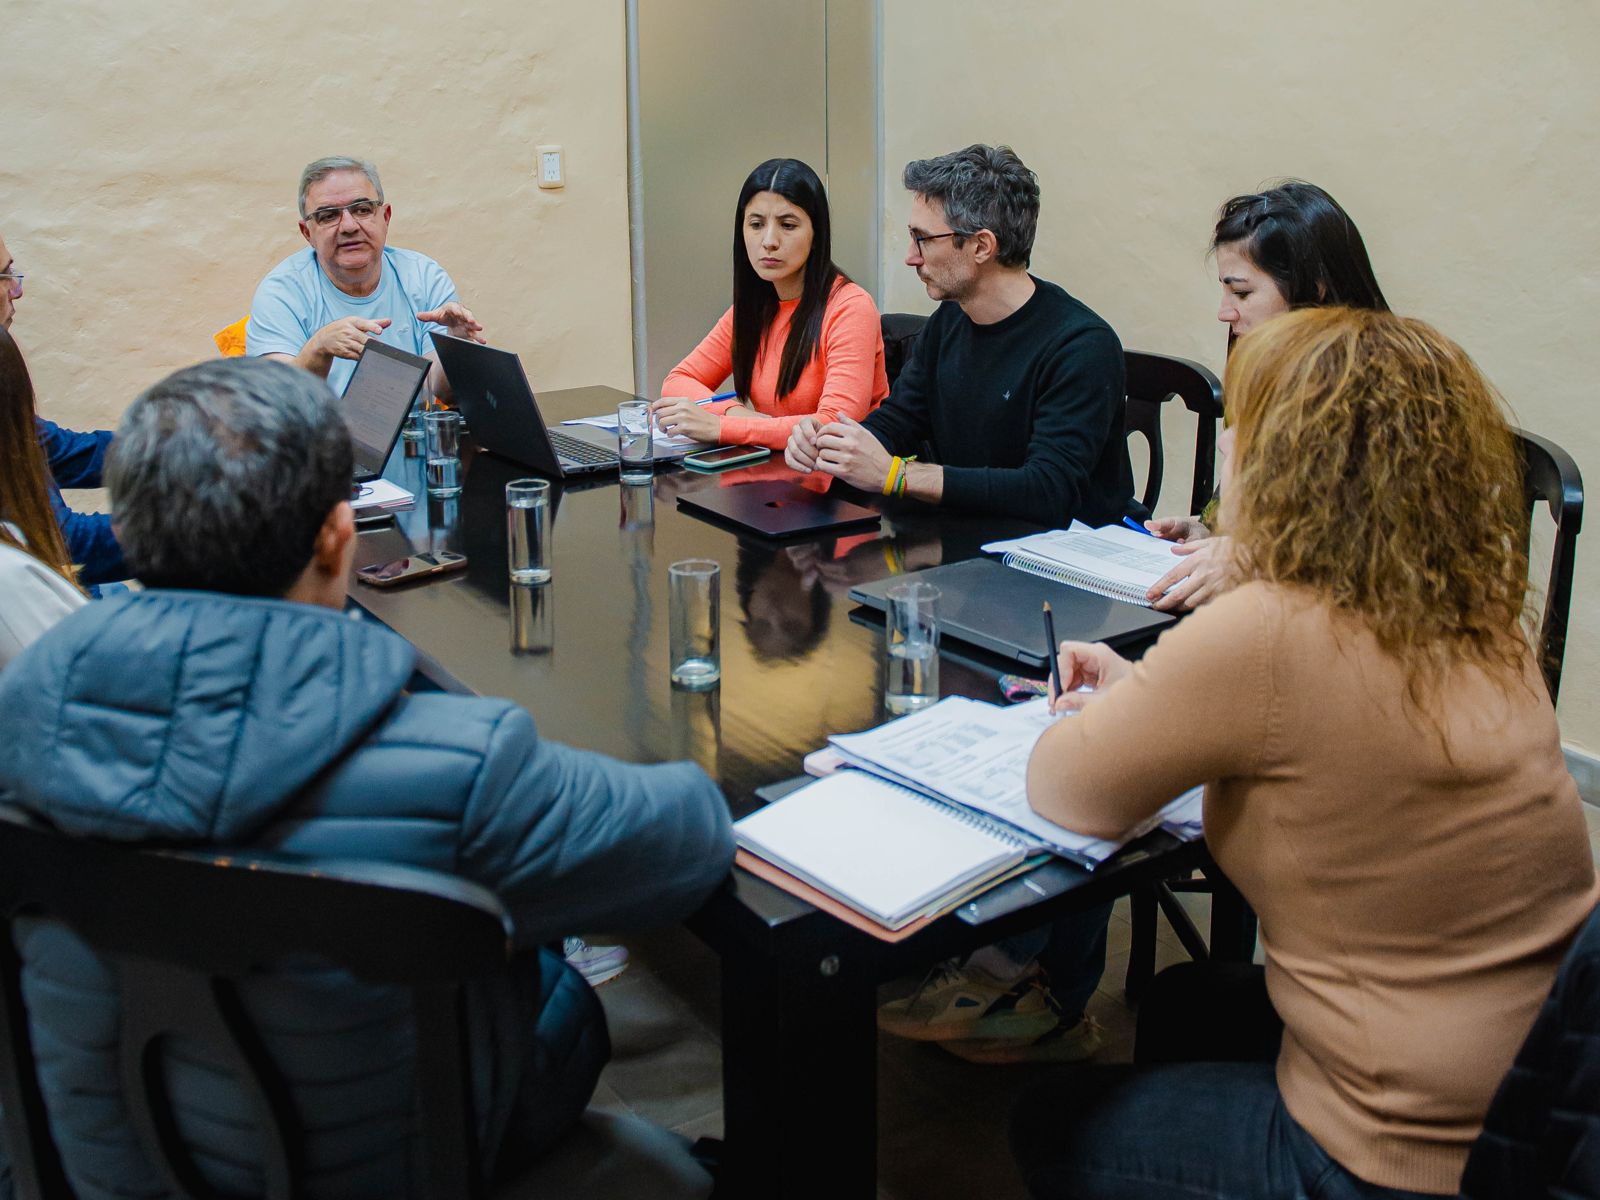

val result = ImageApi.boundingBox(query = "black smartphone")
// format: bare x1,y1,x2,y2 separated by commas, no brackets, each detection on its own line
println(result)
682,444,771,472
355,551,468,588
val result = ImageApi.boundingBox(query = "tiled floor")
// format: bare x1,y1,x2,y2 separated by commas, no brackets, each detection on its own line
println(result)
593,801,1600,1199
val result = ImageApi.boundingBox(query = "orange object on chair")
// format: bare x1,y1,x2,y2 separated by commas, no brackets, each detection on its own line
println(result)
213,317,249,357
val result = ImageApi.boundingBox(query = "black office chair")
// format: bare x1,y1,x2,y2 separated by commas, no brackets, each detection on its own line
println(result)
1123,350,1224,517
1515,428,1583,703
0,807,711,1200
880,312,928,390
1458,900,1600,1198
1118,352,1234,1000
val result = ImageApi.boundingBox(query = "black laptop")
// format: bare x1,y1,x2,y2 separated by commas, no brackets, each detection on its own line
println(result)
678,480,882,539
849,557,1174,668
342,339,431,482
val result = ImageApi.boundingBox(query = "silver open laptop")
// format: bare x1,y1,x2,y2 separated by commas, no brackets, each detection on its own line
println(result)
342,339,431,483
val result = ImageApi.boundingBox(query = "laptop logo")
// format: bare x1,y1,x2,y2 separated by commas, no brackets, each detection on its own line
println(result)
484,390,499,409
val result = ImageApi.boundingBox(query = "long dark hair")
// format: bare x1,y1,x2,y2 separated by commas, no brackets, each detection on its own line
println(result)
1212,180,1389,312
0,328,78,583
731,159,845,401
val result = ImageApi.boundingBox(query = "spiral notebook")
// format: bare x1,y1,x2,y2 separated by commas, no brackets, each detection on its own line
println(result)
987,522,1178,607
733,771,1032,931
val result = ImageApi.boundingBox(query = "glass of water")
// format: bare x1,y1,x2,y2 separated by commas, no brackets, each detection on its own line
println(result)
401,405,425,445
884,581,940,713
506,478,552,585
617,400,653,485
669,559,720,689
424,410,463,497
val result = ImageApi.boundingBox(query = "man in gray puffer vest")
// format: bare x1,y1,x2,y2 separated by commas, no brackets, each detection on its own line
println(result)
0,358,735,1198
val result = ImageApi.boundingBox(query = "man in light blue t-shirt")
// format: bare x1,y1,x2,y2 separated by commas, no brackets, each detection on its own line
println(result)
246,155,485,398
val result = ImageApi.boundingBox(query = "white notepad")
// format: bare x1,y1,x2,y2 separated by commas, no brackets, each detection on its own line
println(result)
733,772,1029,930
984,521,1177,607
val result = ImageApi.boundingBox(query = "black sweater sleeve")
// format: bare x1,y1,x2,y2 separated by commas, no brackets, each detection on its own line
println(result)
939,325,1126,526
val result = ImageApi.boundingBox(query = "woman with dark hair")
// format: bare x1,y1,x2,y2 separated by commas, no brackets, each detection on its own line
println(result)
1213,179,1388,340
0,326,86,668
1015,307,1596,1199
1145,181,1390,610
653,158,888,448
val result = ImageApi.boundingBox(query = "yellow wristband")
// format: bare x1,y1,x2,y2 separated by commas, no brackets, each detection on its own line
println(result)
882,456,902,496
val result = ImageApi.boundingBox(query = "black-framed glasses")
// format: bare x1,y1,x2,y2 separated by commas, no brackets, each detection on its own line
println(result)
908,229,969,252
306,199,383,228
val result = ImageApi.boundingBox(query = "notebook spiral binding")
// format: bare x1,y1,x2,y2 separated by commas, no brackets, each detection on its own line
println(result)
895,778,1033,851
1001,550,1152,607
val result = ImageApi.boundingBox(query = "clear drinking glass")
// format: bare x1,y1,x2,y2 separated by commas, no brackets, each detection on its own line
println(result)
510,583,555,655
401,406,425,444
506,478,552,585
617,400,653,485
884,581,940,713
424,410,463,497
669,559,721,689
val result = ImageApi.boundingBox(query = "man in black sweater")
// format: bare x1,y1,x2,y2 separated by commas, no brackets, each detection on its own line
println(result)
785,144,1137,528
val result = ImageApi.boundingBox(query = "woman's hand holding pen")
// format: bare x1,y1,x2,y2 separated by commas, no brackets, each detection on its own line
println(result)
1047,641,1131,714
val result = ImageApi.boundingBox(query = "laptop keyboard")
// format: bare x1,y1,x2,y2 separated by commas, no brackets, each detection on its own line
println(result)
549,430,620,467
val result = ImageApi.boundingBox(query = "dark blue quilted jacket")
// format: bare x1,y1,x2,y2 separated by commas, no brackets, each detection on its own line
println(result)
1459,900,1600,1198
0,590,734,1198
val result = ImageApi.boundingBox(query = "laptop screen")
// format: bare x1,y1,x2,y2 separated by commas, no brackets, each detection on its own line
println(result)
341,341,430,474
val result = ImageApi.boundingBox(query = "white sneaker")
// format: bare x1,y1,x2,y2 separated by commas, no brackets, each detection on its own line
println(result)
563,937,629,987
876,959,1060,1042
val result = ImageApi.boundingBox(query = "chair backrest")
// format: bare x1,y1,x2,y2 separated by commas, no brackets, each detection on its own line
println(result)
1515,429,1583,704
880,312,928,390
0,804,514,1200
1459,900,1600,1199
1123,351,1225,516
213,316,249,357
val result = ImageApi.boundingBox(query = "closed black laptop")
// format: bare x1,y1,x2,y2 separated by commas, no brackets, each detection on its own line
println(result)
849,557,1174,668
678,480,882,539
342,339,431,482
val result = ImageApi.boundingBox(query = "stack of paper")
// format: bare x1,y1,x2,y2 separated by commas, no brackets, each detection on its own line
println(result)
352,478,414,516
560,413,701,453
828,696,1202,867
734,772,1032,930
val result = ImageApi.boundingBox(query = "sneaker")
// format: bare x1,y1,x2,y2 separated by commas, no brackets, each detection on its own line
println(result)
877,959,1060,1042
563,937,629,987
940,1014,1105,1065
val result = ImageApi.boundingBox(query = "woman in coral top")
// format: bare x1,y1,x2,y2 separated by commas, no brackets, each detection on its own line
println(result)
651,158,888,449
1012,307,1598,1198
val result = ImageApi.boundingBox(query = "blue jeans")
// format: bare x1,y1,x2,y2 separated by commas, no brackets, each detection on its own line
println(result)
1010,1060,1441,1199
1010,963,1443,1199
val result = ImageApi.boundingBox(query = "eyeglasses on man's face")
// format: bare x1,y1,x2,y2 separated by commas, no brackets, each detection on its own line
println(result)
907,228,969,253
0,271,23,297
305,199,384,228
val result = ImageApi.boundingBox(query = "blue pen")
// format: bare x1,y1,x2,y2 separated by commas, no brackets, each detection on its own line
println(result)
1122,515,1157,537
696,391,738,406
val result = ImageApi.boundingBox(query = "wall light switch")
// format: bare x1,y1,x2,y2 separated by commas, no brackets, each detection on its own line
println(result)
537,145,564,189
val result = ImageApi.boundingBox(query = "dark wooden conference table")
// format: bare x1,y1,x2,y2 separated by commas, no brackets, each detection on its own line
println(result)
346,385,1252,1198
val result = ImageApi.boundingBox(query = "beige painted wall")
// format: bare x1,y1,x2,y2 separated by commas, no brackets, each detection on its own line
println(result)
880,0,1600,753
5,0,634,436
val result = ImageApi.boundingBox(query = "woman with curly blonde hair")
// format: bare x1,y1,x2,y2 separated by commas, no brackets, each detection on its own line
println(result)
1011,307,1597,1199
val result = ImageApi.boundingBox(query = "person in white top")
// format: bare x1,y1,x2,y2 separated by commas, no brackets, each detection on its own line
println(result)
0,324,86,669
